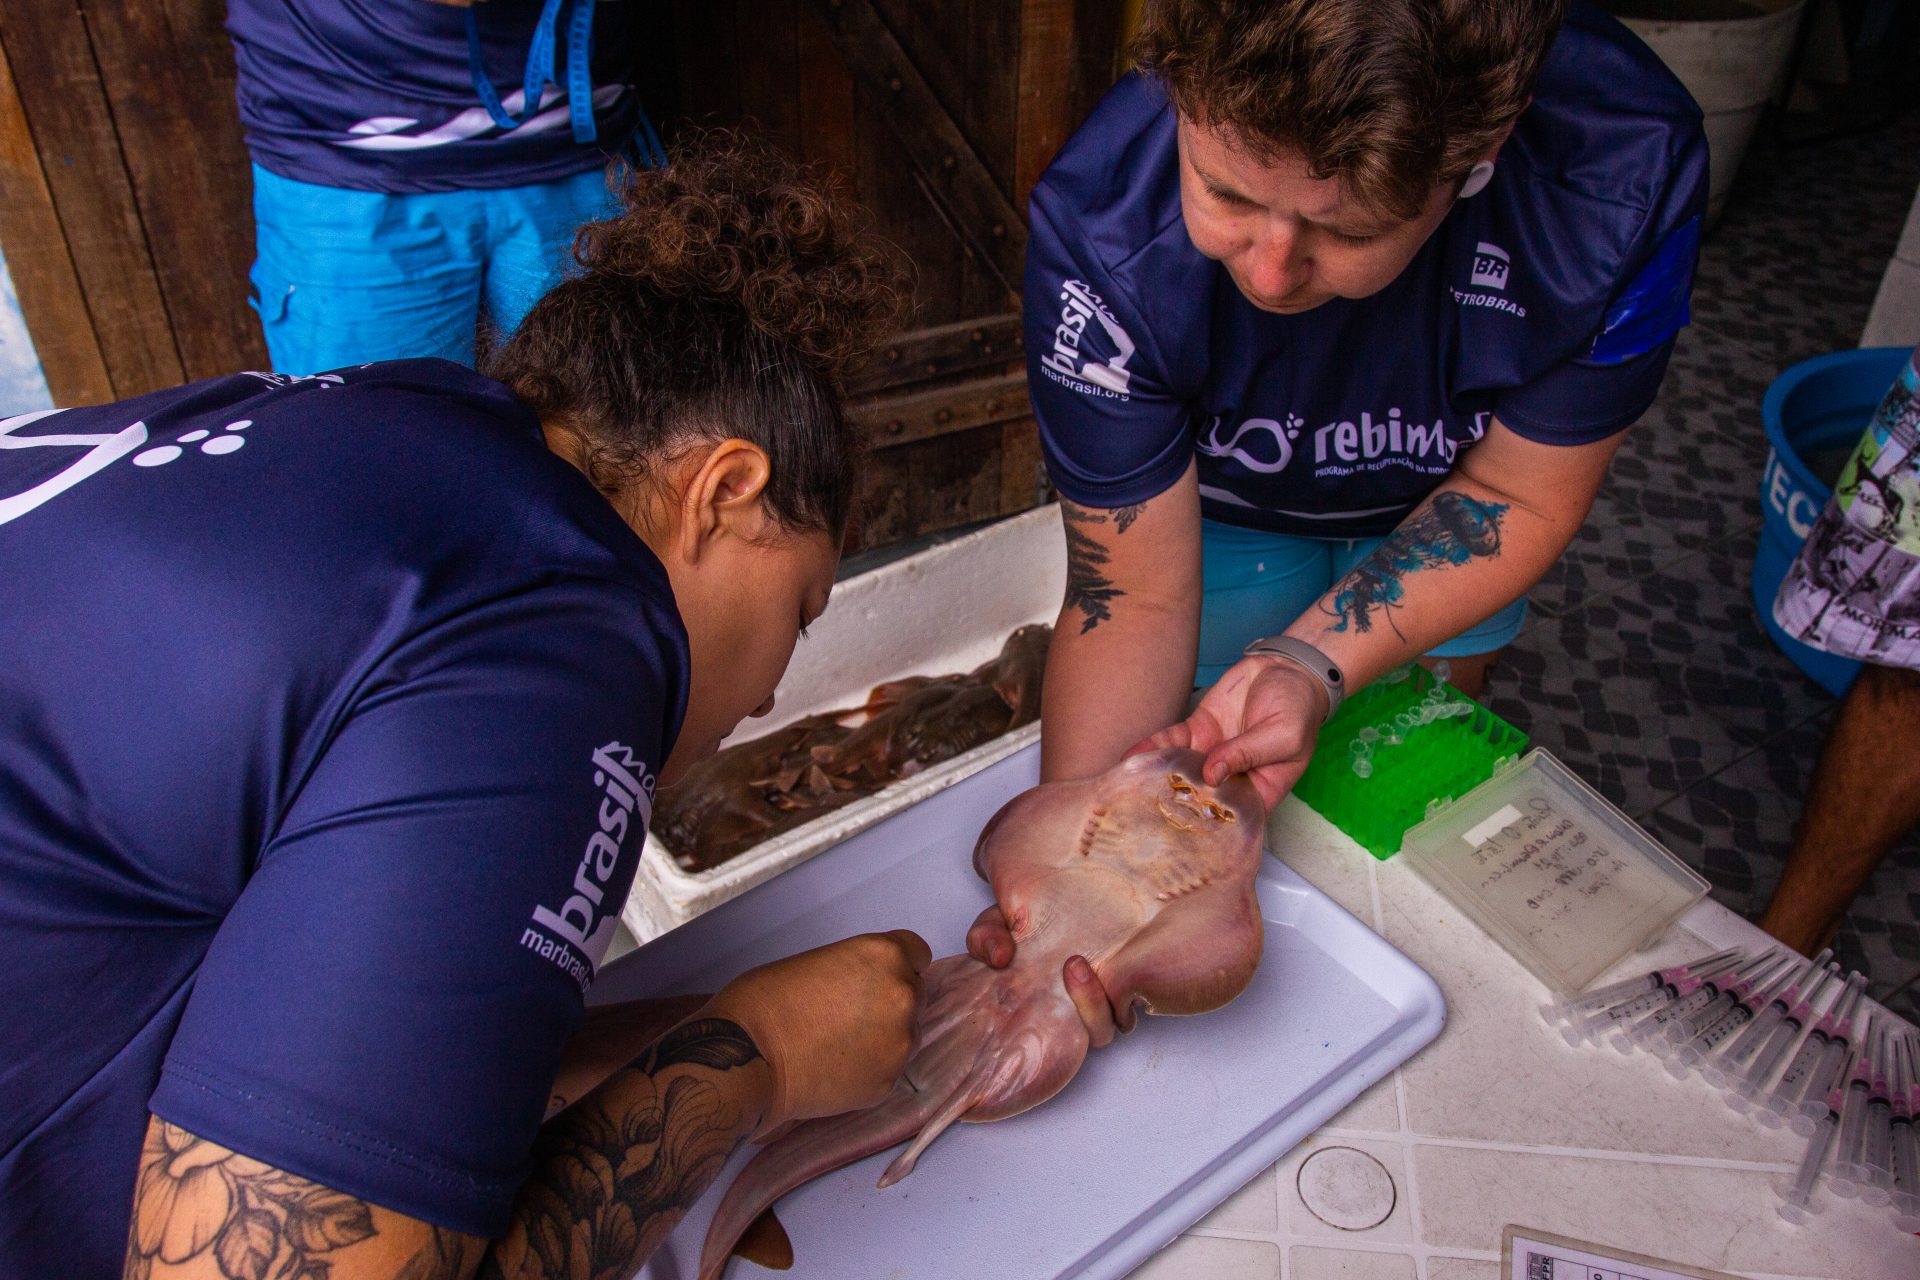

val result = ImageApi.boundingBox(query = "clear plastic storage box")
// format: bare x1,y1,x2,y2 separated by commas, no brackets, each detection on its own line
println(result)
1400,749,1709,994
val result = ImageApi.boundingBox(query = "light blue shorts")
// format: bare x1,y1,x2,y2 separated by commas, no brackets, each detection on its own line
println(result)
248,163,620,373
1197,518,1529,685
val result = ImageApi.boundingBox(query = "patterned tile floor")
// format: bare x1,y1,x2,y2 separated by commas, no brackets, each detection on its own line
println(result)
1486,112,1920,1022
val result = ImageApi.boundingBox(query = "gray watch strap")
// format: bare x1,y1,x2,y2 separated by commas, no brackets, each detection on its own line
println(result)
1240,635,1345,721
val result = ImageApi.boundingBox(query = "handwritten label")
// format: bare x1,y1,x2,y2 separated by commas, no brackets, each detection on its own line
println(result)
1457,788,1679,955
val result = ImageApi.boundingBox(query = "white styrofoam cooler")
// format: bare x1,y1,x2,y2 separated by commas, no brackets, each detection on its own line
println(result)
622,504,1067,941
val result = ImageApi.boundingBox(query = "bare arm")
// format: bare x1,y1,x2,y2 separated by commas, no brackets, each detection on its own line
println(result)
123,1019,769,1280
1040,461,1204,785
1292,422,1619,684
966,468,1202,1038
1170,420,1621,804
543,993,709,1120
126,932,927,1280
480,1016,775,1277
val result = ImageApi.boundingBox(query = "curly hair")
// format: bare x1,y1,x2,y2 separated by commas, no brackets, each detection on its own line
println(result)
1135,0,1569,221
485,129,906,539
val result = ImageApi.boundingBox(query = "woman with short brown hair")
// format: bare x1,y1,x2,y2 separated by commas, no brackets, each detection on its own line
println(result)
1014,0,1705,817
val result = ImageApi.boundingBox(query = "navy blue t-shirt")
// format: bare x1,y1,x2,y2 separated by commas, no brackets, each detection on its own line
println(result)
1025,2,1709,537
227,0,641,192
0,361,689,1271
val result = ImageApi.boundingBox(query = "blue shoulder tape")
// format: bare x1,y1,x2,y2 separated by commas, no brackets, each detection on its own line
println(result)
1588,214,1701,366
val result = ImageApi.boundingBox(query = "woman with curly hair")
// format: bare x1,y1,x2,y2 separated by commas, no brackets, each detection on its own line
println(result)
0,135,927,1279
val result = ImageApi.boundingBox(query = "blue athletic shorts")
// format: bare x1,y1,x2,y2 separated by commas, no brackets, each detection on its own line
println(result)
1197,518,1530,685
248,163,620,372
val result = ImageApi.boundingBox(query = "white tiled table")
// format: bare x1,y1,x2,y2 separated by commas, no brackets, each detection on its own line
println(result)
1126,797,1919,1280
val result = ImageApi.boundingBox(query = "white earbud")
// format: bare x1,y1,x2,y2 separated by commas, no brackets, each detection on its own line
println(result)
1458,161,1496,199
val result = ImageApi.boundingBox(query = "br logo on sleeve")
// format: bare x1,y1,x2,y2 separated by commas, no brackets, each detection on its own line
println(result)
1470,242,1510,290
1040,279,1136,399
522,741,657,989
1453,241,1527,318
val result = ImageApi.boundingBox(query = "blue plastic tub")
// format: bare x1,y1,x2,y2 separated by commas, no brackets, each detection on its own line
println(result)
1754,347,1911,697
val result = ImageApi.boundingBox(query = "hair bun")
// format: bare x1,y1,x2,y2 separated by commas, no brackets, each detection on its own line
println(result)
575,128,906,384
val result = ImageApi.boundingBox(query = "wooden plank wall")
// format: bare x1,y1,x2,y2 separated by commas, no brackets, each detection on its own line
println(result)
666,0,1120,549
0,0,265,407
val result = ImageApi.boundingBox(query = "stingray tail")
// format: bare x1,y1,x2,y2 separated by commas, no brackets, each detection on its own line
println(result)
696,1077,969,1280
697,958,1002,1280
873,1061,988,1188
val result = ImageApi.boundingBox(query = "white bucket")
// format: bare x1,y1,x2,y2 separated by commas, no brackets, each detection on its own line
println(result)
1611,0,1807,226
621,504,1067,941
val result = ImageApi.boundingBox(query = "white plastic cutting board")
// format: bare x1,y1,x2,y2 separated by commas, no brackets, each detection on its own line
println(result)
597,744,1445,1280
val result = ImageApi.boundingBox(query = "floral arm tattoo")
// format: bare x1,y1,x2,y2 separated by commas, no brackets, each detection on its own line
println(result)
478,1018,767,1279
1062,501,1144,632
124,1019,765,1280
123,1120,482,1280
1320,492,1511,639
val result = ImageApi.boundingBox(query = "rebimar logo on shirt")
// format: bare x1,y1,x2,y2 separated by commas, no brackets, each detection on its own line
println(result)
522,741,656,990
1199,408,1491,480
1040,279,1136,399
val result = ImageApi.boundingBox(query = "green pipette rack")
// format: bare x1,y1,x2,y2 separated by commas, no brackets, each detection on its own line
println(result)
1292,663,1528,860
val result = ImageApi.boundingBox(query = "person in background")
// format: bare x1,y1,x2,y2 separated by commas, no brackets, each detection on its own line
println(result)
228,0,662,372
1761,342,1920,955
0,137,925,1279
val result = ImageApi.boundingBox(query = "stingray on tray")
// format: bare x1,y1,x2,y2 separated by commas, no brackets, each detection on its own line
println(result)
697,745,1268,1278
654,624,1052,872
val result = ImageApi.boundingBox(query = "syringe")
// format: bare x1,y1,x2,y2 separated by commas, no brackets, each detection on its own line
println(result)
1616,950,1777,1056
1714,958,1838,1097
1669,950,1812,1078
1793,975,1873,1132
1755,971,1866,1128
1778,1039,1857,1225
1890,1032,1919,1231
1562,950,1748,1048
1540,945,1744,1028
1826,1015,1879,1199
1860,1018,1896,1205
1659,950,1794,1068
